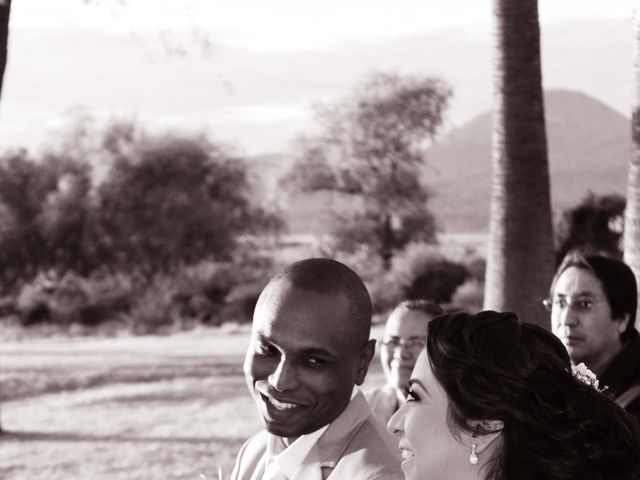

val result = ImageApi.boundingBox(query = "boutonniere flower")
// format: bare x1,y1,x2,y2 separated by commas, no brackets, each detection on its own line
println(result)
571,362,606,392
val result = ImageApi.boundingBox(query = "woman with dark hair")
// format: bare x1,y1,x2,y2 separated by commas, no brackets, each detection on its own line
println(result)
546,250,640,417
388,311,640,480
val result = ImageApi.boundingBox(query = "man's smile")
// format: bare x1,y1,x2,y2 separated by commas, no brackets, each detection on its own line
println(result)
258,391,309,421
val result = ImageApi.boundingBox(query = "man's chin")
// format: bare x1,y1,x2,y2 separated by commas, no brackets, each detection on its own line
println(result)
564,344,585,363
263,421,304,439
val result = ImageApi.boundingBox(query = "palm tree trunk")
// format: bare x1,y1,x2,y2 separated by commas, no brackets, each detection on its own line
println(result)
0,0,12,434
484,0,554,327
624,6,640,329
0,0,11,102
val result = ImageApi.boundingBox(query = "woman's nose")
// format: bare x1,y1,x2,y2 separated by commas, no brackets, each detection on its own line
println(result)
387,402,406,436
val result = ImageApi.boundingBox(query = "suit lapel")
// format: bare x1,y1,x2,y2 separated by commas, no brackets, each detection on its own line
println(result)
296,392,371,479
234,432,269,480
248,455,267,480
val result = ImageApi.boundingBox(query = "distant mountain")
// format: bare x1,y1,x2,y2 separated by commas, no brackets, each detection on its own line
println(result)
247,89,631,235
427,89,630,232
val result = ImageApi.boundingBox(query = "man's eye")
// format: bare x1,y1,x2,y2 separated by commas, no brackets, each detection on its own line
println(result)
555,298,568,308
577,300,593,310
383,339,400,349
304,357,326,367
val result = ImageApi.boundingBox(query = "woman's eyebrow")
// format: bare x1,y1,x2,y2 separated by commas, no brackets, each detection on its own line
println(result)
409,379,431,397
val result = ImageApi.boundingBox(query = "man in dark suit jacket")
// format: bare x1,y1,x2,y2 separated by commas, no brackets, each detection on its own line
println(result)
231,258,403,480
548,251,640,421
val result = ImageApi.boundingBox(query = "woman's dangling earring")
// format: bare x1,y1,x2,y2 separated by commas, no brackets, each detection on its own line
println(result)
469,443,479,465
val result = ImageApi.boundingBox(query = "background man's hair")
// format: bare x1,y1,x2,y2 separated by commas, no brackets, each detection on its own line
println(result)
396,299,443,318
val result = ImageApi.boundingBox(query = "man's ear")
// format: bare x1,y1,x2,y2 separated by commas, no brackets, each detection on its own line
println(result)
616,313,631,335
467,419,504,454
355,339,377,385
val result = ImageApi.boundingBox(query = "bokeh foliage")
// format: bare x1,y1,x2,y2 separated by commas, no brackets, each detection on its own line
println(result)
283,72,451,268
0,117,281,329
555,192,625,263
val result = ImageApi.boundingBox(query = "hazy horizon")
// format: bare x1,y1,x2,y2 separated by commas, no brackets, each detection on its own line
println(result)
0,1,633,156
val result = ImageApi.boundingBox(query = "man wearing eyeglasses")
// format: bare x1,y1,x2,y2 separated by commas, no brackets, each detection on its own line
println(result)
365,299,442,425
546,250,640,419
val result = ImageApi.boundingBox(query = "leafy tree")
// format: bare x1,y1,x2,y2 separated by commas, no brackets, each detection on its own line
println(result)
96,130,278,275
0,149,94,285
36,156,98,274
484,0,553,327
0,119,283,284
284,72,451,268
557,192,625,263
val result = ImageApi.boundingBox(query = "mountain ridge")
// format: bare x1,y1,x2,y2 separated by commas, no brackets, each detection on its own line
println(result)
247,89,631,235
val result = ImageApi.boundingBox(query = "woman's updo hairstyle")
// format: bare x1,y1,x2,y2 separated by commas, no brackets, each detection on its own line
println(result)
426,310,640,480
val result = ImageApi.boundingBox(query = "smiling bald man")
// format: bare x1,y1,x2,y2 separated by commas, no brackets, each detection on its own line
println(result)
231,258,402,480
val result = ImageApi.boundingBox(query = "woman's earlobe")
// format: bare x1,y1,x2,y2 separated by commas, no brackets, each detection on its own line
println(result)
468,419,504,454
478,419,504,433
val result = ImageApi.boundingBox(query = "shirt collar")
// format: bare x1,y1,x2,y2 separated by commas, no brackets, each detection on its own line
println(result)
274,424,329,478
268,387,360,478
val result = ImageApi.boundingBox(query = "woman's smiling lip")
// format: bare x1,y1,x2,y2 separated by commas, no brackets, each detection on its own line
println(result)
398,441,414,462
400,448,414,460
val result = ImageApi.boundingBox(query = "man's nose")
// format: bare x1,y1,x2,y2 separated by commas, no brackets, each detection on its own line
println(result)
268,358,298,391
393,343,412,360
556,305,579,328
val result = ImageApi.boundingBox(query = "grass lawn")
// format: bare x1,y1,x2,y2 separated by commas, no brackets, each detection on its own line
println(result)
0,325,386,480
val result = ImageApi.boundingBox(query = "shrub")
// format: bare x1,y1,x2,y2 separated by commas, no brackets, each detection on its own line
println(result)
450,279,484,313
12,250,276,334
121,255,276,333
15,270,135,326
221,282,266,324
80,272,136,325
387,242,470,304
120,274,179,334
555,192,625,264
15,273,54,325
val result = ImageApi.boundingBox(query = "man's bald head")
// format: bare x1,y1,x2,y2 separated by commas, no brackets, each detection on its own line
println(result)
262,258,373,344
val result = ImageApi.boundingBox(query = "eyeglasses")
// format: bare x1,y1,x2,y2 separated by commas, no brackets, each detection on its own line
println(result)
380,337,426,355
542,296,606,313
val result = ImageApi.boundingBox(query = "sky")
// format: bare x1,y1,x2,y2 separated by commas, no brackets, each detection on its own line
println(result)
0,0,635,155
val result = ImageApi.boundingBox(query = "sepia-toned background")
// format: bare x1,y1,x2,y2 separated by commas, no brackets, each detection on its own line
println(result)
0,0,633,478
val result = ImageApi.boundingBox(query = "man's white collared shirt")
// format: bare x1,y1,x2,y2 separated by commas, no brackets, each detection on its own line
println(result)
261,388,358,480
262,425,328,480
